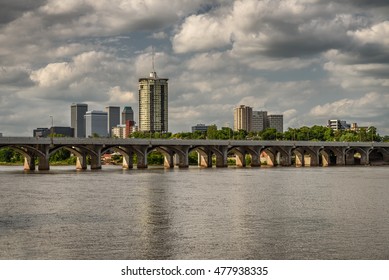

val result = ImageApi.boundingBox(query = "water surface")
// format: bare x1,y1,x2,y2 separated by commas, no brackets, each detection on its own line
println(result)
0,165,388,259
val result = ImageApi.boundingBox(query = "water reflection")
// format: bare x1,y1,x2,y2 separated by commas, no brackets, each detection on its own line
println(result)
0,166,388,259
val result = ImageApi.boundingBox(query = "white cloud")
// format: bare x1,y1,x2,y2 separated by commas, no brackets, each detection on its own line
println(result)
172,13,233,53
350,21,389,45
108,86,136,104
309,92,387,118
1,0,389,136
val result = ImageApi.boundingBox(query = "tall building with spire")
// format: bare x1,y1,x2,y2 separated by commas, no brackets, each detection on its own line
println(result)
138,54,168,133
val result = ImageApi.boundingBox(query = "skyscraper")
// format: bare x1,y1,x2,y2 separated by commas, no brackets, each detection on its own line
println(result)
122,106,134,125
105,106,120,137
252,111,268,132
138,71,168,133
234,105,252,132
85,110,108,137
267,115,284,133
71,103,88,137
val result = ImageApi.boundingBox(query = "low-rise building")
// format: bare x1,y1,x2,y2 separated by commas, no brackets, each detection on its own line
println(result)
33,127,74,137
327,119,351,130
191,124,209,133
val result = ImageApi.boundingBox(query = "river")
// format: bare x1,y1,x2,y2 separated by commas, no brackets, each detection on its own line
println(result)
0,165,388,259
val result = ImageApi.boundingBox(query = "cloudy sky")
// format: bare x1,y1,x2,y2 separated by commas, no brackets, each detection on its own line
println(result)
1,0,388,136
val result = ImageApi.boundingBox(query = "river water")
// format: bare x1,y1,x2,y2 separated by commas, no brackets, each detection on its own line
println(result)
0,165,388,260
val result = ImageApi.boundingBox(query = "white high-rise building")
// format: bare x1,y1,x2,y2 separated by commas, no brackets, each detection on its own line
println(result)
234,105,252,132
138,71,168,133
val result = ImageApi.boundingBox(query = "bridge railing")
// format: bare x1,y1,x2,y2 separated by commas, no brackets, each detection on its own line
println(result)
1,137,389,148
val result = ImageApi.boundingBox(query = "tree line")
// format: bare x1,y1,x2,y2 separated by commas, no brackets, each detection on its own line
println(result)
133,125,388,142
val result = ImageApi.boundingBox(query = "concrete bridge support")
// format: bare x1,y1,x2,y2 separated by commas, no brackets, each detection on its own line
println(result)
295,150,304,167
198,151,212,168
88,145,102,170
38,145,50,171
122,149,134,169
76,154,87,170
164,153,175,168
215,146,228,168
250,153,261,167
175,147,189,168
235,149,246,167
133,146,148,169
23,155,36,171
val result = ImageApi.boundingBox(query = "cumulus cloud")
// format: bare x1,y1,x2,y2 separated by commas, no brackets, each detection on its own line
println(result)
1,0,389,136
309,92,388,118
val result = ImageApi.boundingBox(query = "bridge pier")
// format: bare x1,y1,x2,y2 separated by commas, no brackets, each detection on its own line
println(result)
76,154,87,170
197,150,212,168
122,149,134,169
38,145,50,170
235,153,246,167
176,147,189,168
133,146,148,169
23,155,36,171
295,150,304,167
250,154,261,167
215,146,228,168
164,153,175,168
89,145,102,170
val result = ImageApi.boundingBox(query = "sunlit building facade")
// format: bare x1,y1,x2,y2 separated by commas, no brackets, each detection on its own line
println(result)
234,105,252,132
138,71,168,133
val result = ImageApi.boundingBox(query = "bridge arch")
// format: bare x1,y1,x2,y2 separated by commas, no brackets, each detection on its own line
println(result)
261,146,291,166
0,144,48,170
368,147,389,165
189,145,228,168
291,147,318,167
345,147,369,165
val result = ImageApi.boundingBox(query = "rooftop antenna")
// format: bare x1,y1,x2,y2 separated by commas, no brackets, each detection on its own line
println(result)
152,46,155,72
150,46,157,78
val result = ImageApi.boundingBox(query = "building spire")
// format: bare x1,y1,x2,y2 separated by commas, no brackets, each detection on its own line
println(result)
152,46,155,72
150,46,157,78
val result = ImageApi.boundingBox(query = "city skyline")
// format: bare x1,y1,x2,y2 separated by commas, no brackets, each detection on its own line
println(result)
1,1,389,136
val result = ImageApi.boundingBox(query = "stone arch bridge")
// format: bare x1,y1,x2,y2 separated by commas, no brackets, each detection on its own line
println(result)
1,137,388,170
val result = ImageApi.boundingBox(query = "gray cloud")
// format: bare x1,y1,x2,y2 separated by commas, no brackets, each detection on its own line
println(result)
0,0,47,25
1,0,389,136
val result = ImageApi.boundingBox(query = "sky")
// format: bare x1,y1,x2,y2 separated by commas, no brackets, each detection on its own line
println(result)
0,0,389,136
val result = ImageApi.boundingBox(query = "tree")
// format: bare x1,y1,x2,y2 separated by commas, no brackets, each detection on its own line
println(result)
0,148,14,162
261,128,277,140
206,125,218,139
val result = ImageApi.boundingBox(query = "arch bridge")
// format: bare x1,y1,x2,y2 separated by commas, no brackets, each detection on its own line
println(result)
1,137,389,170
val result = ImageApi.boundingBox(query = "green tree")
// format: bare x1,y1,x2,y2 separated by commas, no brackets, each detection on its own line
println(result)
261,128,277,140
206,125,218,139
0,148,14,162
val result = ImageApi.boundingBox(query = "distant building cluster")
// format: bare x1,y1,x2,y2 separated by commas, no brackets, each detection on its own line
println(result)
33,69,169,138
34,104,136,138
327,119,367,132
233,105,284,133
71,104,136,138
